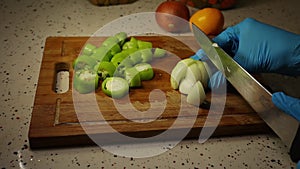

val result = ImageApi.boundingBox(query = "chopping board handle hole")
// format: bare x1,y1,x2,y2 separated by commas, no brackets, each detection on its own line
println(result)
53,62,70,94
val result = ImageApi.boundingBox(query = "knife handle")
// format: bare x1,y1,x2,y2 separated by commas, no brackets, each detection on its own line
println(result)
290,125,300,162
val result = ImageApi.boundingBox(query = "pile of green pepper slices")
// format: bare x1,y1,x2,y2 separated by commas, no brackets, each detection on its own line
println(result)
73,32,167,98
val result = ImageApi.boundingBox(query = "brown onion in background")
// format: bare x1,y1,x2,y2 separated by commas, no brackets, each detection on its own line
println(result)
155,1,190,33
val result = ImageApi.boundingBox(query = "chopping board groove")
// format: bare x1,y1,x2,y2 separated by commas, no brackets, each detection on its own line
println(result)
29,36,271,149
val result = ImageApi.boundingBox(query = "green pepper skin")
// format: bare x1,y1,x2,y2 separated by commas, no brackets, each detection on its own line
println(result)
140,48,153,63
114,57,135,78
110,52,128,67
73,55,97,70
102,36,119,47
128,51,142,65
134,63,154,80
137,40,152,49
153,48,167,58
97,61,116,80
118,57,134,70
74,69,99,94
122,37,138,50
91,46,112,62
109,44,122,56
114,32,127,46
124,67,141,87
123,47,138,54
102,36,121,55
101,77,129,98
83,43,96,56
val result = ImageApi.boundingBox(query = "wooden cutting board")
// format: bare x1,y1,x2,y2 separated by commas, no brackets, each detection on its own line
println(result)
29,36,271,149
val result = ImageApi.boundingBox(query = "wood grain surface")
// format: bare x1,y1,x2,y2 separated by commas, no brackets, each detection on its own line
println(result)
29,36,272,149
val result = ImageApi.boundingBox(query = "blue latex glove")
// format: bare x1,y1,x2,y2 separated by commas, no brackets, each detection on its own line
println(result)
272,92,300,121
191,18,300,122
213,18,300,75
191,50,226,90
297,161,300,169
190,49,209,61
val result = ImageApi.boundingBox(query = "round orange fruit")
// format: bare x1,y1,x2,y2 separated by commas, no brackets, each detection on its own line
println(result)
189,8,224,35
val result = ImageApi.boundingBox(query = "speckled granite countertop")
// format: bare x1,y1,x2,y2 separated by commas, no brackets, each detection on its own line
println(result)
1,0,299,168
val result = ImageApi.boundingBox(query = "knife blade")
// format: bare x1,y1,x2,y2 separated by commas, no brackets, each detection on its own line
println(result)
191,23,300,161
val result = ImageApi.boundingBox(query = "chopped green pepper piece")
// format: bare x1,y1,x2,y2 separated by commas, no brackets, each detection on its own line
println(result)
118,57,134,68
128,51,142,65
83,43,96,56
110,52,128,67
109,44,121,56
114,32,127,46
101,77,129,98
123,47,138,54
122,37,138,50
74,69,99,94
102,36,121,55
114,57,135,78
73,55,97,70
134,63,154,80
153,48,167,58
91,46,112,62
102,36,119,47
97,61,116,80
124,67,141,87
140,48,153,63
137,40,152,49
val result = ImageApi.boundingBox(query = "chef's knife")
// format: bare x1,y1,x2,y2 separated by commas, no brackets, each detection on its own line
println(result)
191,23,300,162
